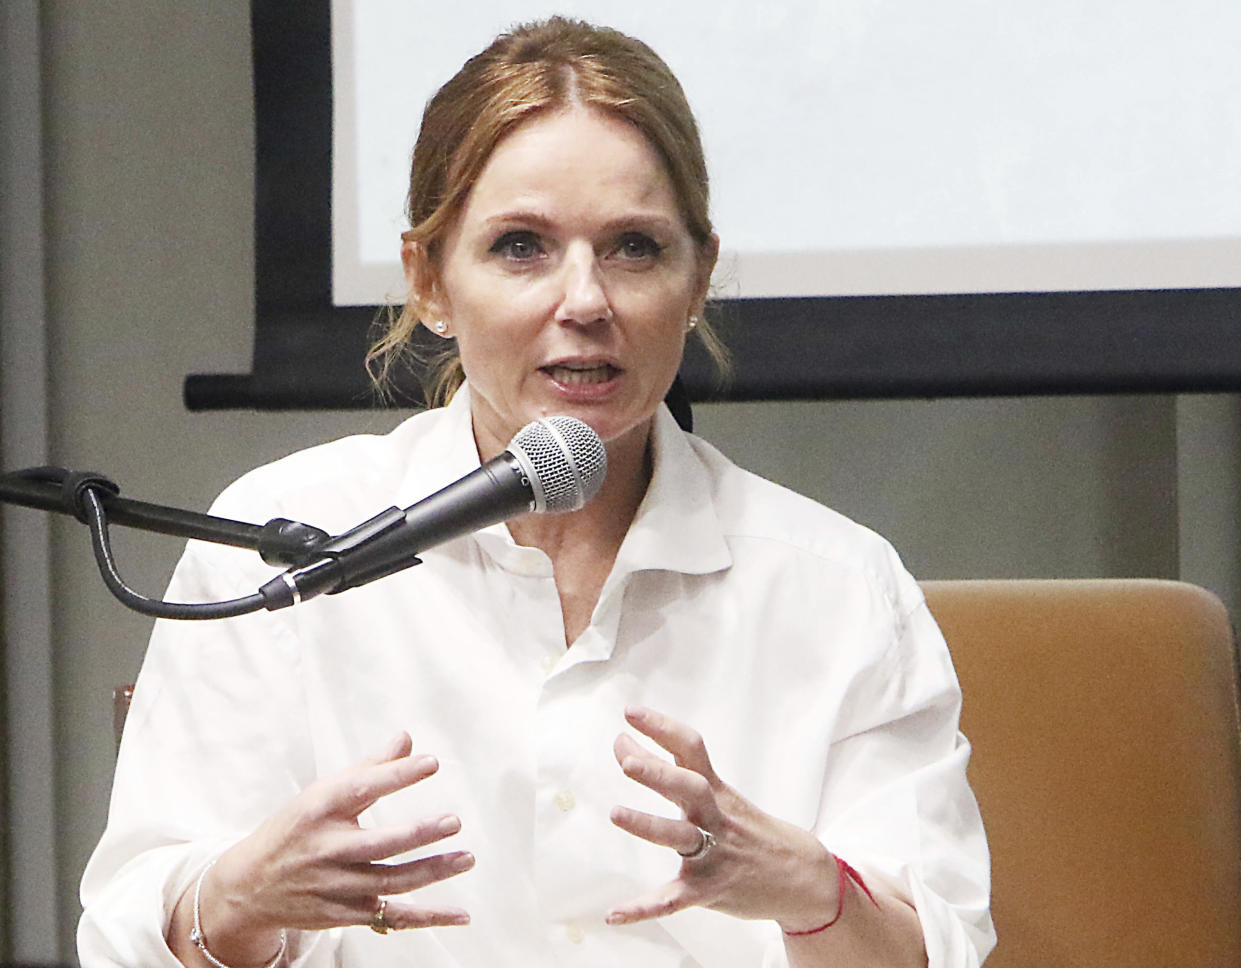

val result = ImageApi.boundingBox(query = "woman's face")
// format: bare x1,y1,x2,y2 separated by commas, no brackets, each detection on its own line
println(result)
413,106,715,462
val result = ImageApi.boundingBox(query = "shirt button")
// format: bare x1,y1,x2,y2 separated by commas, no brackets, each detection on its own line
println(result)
540,654,557,675
565,923,585,944
554,790,576,812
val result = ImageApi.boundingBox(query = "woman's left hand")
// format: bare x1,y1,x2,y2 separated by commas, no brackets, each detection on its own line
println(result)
606,705,839,932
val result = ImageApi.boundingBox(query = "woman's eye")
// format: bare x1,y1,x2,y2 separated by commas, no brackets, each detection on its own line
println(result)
614,233,662,260
490,231,543,261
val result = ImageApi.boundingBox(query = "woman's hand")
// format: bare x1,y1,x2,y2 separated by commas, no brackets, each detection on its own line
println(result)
605,705,839,933
168,732,473,966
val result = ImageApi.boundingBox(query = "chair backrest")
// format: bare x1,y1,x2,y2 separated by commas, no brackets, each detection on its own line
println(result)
921,579,1241,968
112,684,133,748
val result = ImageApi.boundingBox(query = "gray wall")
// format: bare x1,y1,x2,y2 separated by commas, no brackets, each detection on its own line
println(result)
2,2,1238,962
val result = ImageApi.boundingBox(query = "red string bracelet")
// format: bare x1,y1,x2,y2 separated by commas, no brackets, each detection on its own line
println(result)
783,855,879,936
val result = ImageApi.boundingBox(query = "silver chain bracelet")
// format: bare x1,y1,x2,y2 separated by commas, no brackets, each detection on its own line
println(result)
190,859,287,968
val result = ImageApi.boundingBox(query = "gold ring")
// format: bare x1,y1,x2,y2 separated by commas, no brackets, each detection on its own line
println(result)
369,897,389,935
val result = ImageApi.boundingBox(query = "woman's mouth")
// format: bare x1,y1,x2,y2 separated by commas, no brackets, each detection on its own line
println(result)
543,362,620,385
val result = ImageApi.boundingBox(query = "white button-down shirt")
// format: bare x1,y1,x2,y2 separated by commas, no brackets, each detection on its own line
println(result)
79,386,994,967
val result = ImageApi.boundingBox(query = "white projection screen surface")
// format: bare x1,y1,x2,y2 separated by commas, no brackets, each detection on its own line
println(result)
331,0,1241,307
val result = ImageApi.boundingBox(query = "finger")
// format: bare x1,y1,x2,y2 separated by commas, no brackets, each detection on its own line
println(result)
320,753,440,820
255,849,475,932
320,847,476,904
325,895,470,932
605,881,696,927
375,901,471,930
610,805,707,856
336,813,462,864
360,849,477,898
624,706,717,780
616,747,721,825
612,731,662,769
363,731,413,766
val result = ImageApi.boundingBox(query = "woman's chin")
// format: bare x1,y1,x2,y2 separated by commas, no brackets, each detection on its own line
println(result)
504,393,659,457
594,417,657,459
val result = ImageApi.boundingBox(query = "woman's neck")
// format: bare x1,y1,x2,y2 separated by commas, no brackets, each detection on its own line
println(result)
508,418,652,556
506,419,655,646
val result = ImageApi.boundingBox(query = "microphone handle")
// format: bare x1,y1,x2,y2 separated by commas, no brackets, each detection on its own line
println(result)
334,452,534,592
389,452,533,561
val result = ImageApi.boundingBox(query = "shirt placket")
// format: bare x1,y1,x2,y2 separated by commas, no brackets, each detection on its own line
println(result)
530,577,634,958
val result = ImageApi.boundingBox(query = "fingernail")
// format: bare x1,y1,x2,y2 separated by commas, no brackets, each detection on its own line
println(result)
412,754,438,772
451,852,475,873
438,815,461,836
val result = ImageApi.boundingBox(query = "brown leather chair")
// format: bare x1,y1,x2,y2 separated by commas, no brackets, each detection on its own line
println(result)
922,579,1241,968
112,684,133,748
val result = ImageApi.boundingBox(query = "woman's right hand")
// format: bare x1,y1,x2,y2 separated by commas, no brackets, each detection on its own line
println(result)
168,732,473,967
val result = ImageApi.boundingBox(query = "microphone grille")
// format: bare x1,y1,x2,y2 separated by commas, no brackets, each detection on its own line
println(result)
509,416,607,513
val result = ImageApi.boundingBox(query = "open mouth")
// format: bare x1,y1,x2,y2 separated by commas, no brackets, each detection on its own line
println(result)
543,362,620,385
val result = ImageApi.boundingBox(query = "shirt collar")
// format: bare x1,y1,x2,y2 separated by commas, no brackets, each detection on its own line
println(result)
609,402,733,578
394,382,483,510
401,384,553,571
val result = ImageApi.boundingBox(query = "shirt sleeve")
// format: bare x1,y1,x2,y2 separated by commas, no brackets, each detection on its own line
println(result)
813,562,996,967
76,541,340,968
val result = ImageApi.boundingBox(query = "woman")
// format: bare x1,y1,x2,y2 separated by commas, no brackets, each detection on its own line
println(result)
79,17,994,968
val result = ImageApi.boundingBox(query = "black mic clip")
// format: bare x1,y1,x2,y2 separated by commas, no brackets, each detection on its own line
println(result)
7,466,121,524
258,506,424,610
257,518,338,567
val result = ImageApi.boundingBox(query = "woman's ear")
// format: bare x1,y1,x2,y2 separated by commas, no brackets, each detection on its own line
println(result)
694,233,721,313
400,238,446,323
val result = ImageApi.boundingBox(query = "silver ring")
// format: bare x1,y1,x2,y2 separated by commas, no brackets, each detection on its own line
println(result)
369,897,389,935
677,826,715,861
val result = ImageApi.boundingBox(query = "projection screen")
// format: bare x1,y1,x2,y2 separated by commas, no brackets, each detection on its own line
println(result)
184,0,1241,410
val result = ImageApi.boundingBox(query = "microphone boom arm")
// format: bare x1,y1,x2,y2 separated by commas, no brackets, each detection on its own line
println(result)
0,416,604,621
0,466,334,620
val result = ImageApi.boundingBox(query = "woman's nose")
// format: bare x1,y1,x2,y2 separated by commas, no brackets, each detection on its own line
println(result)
555,244,613,325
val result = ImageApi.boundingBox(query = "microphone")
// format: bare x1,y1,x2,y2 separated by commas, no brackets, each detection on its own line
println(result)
259,415,607,609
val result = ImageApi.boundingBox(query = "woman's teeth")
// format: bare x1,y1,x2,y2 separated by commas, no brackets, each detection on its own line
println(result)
547,364,614,384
